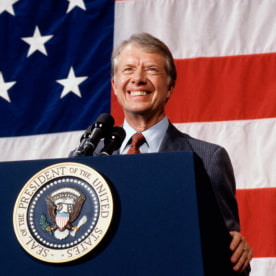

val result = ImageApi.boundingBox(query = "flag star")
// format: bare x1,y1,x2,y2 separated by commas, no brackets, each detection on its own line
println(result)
21,26,53,57
0,0,19,16
0,72,16,103
57,67,88,99
66,0,86,13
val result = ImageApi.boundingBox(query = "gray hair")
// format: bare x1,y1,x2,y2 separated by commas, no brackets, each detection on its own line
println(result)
111,33,177,88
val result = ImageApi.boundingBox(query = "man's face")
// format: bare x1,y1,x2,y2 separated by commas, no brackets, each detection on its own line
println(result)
112,44,173,120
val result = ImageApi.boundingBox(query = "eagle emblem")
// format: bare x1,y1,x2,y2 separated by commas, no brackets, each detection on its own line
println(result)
43,187,86,240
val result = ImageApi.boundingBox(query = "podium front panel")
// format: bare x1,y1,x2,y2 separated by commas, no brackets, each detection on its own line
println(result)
1,152,205,275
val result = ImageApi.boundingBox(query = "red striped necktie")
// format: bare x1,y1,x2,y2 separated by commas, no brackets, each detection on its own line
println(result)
127,132,145,154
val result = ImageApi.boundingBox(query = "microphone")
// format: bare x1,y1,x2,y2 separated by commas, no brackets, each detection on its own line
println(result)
72,125,93,155
72,113,114,157
100,126,126,156
80,125,93,143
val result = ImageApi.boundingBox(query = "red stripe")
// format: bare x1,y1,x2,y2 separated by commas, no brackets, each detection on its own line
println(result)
111,90,124,125
168,53,276,123
111,53,276,124
236,187,276,258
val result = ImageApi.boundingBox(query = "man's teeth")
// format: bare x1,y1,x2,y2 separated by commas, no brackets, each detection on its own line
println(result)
130,91,148,96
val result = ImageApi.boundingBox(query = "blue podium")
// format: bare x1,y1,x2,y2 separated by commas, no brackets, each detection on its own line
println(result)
1,152,236,275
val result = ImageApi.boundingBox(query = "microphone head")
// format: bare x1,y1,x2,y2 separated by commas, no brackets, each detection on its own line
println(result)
100,126,126,155
80,125,93,142
94,113,115,136
106,126,126,146
96,113,115,127
80,113,114,142
72,113,115,157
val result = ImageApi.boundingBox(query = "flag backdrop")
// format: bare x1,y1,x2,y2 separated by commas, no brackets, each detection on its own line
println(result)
0,0,275,274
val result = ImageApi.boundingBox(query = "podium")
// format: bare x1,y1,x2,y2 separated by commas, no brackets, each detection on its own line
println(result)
1,152,236,275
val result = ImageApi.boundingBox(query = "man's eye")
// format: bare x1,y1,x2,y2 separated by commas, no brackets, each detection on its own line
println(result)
146,67,158,72
123,67,133,72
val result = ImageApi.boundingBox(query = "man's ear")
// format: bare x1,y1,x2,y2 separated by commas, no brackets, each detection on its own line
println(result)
111,78,117,95
166,85,174,101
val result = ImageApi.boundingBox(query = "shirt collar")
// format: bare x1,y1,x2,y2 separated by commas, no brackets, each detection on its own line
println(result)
120,116,169,154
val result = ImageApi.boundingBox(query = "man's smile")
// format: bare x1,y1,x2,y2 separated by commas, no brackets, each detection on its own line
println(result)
128,90,151,96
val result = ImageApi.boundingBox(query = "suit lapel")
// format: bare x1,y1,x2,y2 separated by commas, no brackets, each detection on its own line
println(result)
159,123,192,152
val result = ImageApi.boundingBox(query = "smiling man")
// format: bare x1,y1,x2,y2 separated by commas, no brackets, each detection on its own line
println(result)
112,40,174,132
110,33,252,274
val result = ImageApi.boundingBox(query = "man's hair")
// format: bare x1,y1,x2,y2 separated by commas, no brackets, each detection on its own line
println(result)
111,33,177,88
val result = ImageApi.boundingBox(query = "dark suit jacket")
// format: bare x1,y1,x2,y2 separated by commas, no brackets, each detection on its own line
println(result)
93,121,240,232
158,122,240,232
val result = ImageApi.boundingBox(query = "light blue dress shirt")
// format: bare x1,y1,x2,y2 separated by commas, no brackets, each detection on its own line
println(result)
120,116,169,154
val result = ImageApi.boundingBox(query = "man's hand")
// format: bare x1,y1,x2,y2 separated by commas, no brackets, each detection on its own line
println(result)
229,231,253,274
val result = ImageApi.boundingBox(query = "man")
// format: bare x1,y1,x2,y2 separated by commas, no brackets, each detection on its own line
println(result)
109,32,252,274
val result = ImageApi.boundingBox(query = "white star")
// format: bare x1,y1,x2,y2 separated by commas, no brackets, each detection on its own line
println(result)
57,67,88,99
21,26,53,57
66,0,86,13
0,0,19,16
0,72,16,103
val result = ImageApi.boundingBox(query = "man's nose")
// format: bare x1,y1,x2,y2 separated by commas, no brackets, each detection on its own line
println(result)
131,68,147,84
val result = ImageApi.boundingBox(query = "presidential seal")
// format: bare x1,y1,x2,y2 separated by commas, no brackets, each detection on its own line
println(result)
13,162,113,263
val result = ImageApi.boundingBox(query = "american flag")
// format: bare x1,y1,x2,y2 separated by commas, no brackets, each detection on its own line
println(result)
1,0,276,275
0,0,114,159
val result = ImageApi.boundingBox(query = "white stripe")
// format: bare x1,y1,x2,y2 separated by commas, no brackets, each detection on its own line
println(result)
250,258,276,276
175,118,276,189
0,131,82,162
114,0,276,58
